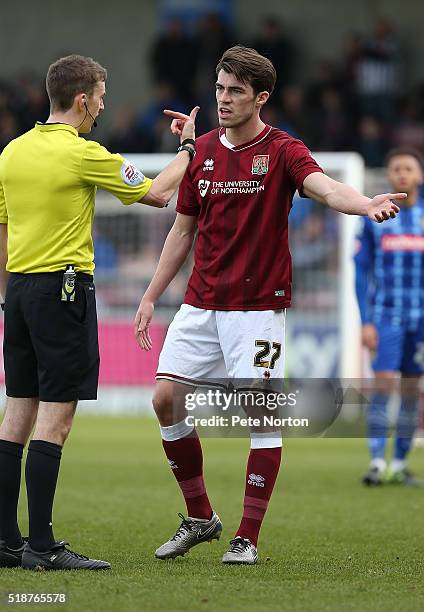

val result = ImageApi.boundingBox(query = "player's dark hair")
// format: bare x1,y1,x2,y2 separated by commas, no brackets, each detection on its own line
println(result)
46,55,107,112
216,46,276,96
385,146,424,169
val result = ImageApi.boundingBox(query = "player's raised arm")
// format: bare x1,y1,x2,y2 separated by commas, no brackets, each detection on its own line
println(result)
134,213,198,350
140,106,199,207
302,172,405,222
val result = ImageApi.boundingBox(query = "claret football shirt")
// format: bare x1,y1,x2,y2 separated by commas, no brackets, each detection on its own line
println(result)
176,125,323,310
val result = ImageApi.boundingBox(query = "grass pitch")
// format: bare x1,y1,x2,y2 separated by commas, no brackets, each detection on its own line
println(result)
1,416,424,611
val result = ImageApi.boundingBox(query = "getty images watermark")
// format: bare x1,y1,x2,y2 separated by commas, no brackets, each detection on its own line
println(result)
184,388,309,429
171,378,423,438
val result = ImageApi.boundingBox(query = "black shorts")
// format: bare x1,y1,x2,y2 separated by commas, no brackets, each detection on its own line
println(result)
3,272,100,402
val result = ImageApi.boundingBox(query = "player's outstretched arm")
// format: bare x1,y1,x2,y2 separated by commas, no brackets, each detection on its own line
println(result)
140,107,199,207
303,172,405,222
134,213,197,350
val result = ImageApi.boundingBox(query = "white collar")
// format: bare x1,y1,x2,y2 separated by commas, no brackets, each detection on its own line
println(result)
219,130,235,149
219,126,272,152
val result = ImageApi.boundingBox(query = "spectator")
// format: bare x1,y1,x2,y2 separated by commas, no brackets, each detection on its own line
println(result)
312,88,352,151
0,112,19,153
135,83,185,150
193,13,234,97
153,114,180,153
251,16,295,92
357,116,388,167
150,17,197,103
391,99,424,155
279,85,311,141
260,105,286,133
107,108,154,153
355,18,400,122
15,71,49,132
93,231,118,276
291,211,334,270
343,31,363,85
307,60,342,104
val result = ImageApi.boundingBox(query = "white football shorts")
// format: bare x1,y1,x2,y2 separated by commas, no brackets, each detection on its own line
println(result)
156,304,286,387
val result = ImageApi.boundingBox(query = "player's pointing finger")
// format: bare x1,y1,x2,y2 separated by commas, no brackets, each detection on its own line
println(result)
387,192,407,200
163,109,190,120
189,106,200,120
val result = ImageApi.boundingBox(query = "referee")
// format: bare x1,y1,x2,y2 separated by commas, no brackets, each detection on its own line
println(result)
0,55,197,570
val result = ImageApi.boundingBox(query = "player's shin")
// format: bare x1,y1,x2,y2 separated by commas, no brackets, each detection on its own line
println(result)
160,420,213,520
235,433,282,546
367,391,390,470
392,394,419,471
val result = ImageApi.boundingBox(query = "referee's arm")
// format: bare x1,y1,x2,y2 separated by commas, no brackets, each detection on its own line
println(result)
0,223,8,303
140,148,195,208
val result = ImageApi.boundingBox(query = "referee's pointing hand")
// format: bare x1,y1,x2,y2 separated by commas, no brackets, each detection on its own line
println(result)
163,106,200,141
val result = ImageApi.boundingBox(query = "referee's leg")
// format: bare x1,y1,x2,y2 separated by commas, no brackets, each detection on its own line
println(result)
0,274,40,553
0,399,75,555
25,401,77,552
0,398,38,550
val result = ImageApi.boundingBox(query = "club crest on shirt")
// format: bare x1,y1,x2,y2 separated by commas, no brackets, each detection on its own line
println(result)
251,155,269,175
120,159,145,186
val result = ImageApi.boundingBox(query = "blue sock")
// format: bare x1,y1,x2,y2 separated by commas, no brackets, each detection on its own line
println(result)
394,396,418,461
367,392,389,461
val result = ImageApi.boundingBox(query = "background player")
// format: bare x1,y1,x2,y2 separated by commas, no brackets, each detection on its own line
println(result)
355,147,424,486
0,54,198,570
134,46,403,565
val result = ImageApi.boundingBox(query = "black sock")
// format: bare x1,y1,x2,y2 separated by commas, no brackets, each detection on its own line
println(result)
25,440,62,552
0,439,24,548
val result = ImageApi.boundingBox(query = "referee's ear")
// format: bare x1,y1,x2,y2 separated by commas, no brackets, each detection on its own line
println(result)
75,92,86,113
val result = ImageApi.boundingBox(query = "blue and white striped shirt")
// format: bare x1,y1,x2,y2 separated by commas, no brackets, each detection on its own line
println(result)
354,198,424,329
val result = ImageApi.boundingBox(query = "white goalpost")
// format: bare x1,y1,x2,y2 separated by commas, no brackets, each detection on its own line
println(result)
312,152,364,379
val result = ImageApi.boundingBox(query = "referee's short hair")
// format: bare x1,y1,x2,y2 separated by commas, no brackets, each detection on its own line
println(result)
46,54,107,112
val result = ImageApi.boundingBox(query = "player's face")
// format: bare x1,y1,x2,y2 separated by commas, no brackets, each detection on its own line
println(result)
215,70,261,128
80,80,106,134
387,155,423,195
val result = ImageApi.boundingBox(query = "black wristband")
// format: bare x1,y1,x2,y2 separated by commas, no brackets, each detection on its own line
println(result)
177,144,196,161
180,138,195,147
1,303,4,312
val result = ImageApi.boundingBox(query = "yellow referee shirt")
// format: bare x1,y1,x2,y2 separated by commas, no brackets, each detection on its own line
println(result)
0,123,153,273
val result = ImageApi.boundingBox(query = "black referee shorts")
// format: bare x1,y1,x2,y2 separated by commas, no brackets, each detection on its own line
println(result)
3,272,100,402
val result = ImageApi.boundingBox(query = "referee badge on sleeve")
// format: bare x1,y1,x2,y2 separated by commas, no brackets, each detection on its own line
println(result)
120,159,145,186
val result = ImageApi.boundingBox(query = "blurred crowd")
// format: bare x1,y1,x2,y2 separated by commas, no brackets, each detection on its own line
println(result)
0,15,423,167
1,15,424,168
91,14,424,167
